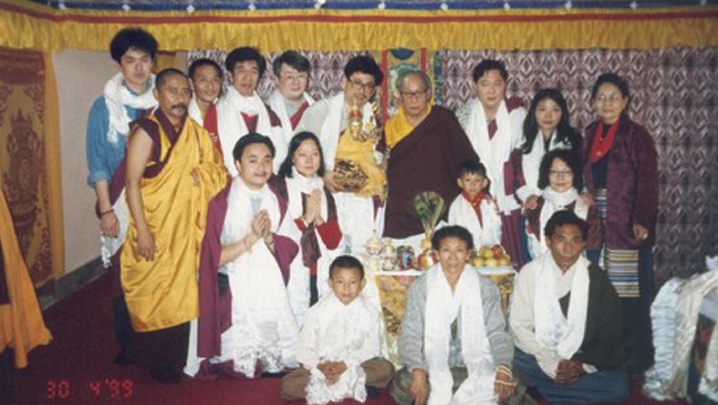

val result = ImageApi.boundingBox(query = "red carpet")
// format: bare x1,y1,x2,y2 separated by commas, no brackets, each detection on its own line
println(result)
1,272,688,405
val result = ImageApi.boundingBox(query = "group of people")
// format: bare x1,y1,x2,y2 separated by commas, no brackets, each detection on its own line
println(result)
85,26,659,404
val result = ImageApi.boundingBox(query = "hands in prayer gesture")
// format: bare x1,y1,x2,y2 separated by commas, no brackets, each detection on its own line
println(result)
251,209,274,246
303,189,324,226
317,361,348,385
555,359,585,384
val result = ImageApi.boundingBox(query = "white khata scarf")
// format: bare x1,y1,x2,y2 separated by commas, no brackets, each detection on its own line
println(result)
318,92,374,169
464,99,514,213
425,265,497,405
521,130,572,197
268,89,315,143
534,252,590,360
217,87,277,177
103,72,157,143
539,188,589,243
286,167,327,222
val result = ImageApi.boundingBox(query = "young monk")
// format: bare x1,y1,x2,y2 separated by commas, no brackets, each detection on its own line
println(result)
281,255,394,404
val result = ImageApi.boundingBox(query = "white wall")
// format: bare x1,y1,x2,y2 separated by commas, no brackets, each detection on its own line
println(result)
53,50,118,273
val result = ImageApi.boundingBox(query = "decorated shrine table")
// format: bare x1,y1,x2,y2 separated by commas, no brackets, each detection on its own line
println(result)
373,267,516,367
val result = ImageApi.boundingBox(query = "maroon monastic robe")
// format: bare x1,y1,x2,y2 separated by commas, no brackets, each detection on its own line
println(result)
383,106,479,238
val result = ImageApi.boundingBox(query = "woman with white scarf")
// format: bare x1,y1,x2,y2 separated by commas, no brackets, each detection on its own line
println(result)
391,226,518,405
523,150,601,261
274,132,343,326
514,88,582,206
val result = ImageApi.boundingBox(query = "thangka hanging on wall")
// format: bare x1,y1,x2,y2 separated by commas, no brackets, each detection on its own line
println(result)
0,47,63,286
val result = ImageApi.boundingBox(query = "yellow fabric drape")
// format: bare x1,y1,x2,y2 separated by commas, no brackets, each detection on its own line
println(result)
0,47,64,286
0,0,717,53
0,190,52,369
384,105,430,149
121,115,227,332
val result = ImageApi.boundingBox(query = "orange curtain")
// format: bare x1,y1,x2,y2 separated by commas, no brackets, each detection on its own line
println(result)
0,47,64,286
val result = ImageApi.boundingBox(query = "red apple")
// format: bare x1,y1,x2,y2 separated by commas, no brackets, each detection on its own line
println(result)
492,245,504,259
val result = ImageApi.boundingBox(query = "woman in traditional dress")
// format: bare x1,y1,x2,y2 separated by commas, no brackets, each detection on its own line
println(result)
524,149,601,261
514,88,582,207
582,72,659,375
276,131,343,325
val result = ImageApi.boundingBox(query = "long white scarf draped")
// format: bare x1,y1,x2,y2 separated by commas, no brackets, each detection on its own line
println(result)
318,92,374,170
519,130,572,201
268,89,315,143
464,99,515,213
188,97,205,126
218,178,298,376
218,87,284,176
103,72,157,144
286,168,328,222
534,252,590,361
425,265,496,405
448,197,502,248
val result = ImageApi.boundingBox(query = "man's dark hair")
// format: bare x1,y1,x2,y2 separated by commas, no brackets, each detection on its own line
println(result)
537,149,584,192
189,58,223,80
155,68,187,90
232,133,275,162
329,255,365,280
278,131,326,179
225,47,267,78
457,159,487,179
591,72,630,101
110,27,158,63
471,59,508,83
272,50,311,76
344,55,384,87
544,210,588,241
432,225,474,251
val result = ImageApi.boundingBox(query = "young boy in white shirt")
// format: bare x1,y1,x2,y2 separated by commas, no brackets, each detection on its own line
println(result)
281,255,394,404
448,160,502,249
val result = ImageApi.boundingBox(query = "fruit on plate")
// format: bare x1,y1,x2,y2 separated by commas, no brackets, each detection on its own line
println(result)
473,245,512,268
480,246,493,259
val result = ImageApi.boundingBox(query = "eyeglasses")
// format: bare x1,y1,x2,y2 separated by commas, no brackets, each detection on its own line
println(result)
400,89,428,101
280,73,308,83
349,79,376,94
595,93,622,104
549,169,573,177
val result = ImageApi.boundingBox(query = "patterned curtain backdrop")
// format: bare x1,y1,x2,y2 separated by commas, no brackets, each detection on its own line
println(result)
0,47,64,286
189,47,718,286
437,48,718,285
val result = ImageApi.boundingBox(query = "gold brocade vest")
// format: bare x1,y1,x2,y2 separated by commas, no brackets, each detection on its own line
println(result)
121,115,227,332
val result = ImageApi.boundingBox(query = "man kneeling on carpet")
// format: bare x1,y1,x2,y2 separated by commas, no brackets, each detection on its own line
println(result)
510,210,631,403
281,255,394,404
391,225,519,405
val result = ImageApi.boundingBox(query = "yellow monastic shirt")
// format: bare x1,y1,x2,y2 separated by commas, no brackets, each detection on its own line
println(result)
0,190,52,368
121,115,227,332
384,105,430,149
